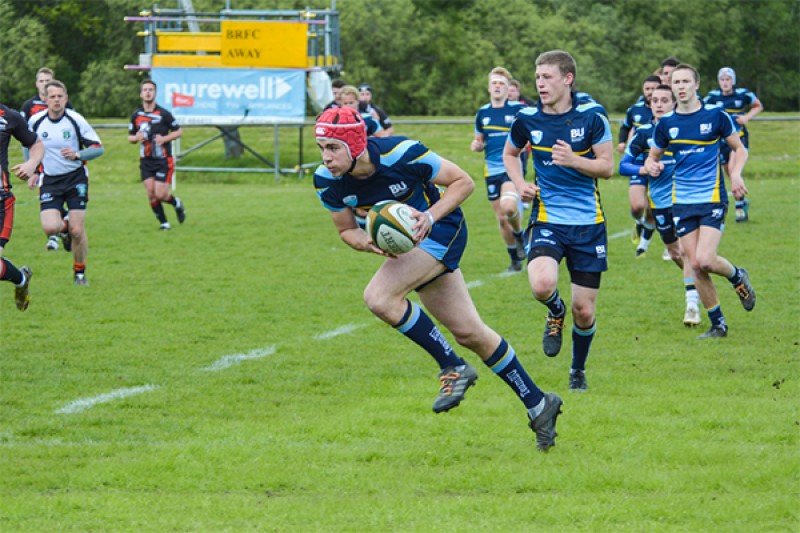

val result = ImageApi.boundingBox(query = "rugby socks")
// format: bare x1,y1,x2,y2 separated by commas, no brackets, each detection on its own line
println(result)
506,245,519,262
706,303,727,331
165,195,178,207
684,278,699,307
727,266,744,286
150,200,167,224
0,258,23,285
571,320,596,372
393,300,464,370
73,262,86,276
542,289,566,318
483,338,544,415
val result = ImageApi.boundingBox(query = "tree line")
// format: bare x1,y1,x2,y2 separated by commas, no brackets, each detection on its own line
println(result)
0,0,797,118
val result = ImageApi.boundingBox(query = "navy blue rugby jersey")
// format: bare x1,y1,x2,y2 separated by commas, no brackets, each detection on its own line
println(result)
703,88,758,135
622,124,676,209
653,105,736,205
314,136,463,223
508,98,612,225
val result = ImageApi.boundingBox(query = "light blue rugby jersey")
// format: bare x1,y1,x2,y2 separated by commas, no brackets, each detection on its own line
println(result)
621,124,676,209
508,98,612,225
653,105,736,205
313,136,463,222
474,100,524,177
622,101,654,132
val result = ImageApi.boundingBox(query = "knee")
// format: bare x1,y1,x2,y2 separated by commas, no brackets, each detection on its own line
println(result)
571,302,595,327
363,285,399,323
532,278,557,301
693,254,714,273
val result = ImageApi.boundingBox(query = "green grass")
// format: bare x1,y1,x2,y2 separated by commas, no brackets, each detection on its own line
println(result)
0,116,798,531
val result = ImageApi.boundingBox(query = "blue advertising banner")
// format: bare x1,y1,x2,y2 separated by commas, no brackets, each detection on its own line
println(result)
151,68,306,125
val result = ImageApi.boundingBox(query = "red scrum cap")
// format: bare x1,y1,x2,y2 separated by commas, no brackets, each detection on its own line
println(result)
315,107,367,162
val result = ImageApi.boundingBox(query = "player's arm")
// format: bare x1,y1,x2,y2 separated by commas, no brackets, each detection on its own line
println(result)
329,208,389,256
503,139,537,203
427,158,474,224
470,133,485,152
617,119,631,153
155,126,182,146
12,138,43,181
724,132,748,198
737,96,763,126
552,139,614,179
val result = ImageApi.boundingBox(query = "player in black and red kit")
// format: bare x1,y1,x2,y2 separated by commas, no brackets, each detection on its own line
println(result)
0,104,44,310
128,79,185,230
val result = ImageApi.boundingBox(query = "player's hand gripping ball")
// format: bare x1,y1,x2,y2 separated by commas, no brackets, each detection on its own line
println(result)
366,200,417,255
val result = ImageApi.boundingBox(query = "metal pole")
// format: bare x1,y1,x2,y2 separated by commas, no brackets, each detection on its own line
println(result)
274,125,280,182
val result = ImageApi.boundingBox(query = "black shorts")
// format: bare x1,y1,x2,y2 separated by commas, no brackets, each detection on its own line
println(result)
40,167,89,211
140,157,174,183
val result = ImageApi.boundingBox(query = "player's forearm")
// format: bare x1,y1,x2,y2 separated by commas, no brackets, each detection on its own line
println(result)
570,156,614,179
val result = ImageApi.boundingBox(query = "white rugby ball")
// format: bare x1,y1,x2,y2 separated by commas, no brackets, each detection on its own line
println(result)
366,200,417,255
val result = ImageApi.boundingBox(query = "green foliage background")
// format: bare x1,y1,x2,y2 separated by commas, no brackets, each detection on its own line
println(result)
0,0,798,116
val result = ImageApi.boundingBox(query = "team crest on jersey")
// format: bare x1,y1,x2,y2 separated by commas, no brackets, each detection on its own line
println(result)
343,194,358,207
482,117,490,126
62,129,72,140
505,115,514,124
634,114,642,122
734,100,742,107
389,182,409,197
531,130,543,144
700,123,712,135
668,127,679,139
488,184,496,195
540,229,553,237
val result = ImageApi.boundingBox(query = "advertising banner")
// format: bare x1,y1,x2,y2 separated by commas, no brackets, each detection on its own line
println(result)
151,68,306,125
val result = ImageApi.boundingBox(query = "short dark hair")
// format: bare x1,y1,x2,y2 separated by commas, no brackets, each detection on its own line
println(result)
653,84,675,99
140,79,156,90
536,50,577,87
331,79,347,89
45,80,67,93
644,75,662,84
674,63,700,83
661,56,680,68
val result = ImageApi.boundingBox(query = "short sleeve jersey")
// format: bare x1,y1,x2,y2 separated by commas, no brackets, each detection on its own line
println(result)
474,100,524,178
622,101,654,133
508,98,612,225
129,105,180,159
652,105,736,205
0,104,39,199
313,136,463,225
29,109,102,177
624,124,676,209
703,87,757,134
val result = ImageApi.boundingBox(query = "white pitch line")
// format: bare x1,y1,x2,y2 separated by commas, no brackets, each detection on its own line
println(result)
610,230,630,240
465,279,485,289
56,385,158,414
314,322,371,340
201,346,276,372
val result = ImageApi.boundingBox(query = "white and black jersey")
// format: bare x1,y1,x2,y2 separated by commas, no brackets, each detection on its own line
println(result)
28,109,101,176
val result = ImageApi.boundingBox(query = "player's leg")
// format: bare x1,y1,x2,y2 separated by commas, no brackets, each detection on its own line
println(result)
421,271,562,451
67,208,88,285
568,277,599,391
679,228,726,338
528,251,566,357
487,176,520,272
0,197,32,311
694,224,755,312
143,176,169,229
628,181,653,248
157,157,185,224
499,180,526,267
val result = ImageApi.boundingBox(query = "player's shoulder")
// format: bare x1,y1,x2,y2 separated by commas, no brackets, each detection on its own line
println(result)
29,109,48,123
313,164,339,183
478,103,491,111
517,106,539,117
635,123,655,134
735,87,755,96
706,89,722,98
506,101,525,110
64,108,89,122
0,103,21,117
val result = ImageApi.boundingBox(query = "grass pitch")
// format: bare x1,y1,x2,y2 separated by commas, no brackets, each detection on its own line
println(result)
0,117,797,531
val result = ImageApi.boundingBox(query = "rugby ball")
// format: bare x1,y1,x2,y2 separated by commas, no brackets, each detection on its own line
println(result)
366,200,416,255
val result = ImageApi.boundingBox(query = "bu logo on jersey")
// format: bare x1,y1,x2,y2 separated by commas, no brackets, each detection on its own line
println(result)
700,123,712,135
570,128,585,142
668,127,679,139
530,130,543,144
389,182,409,197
